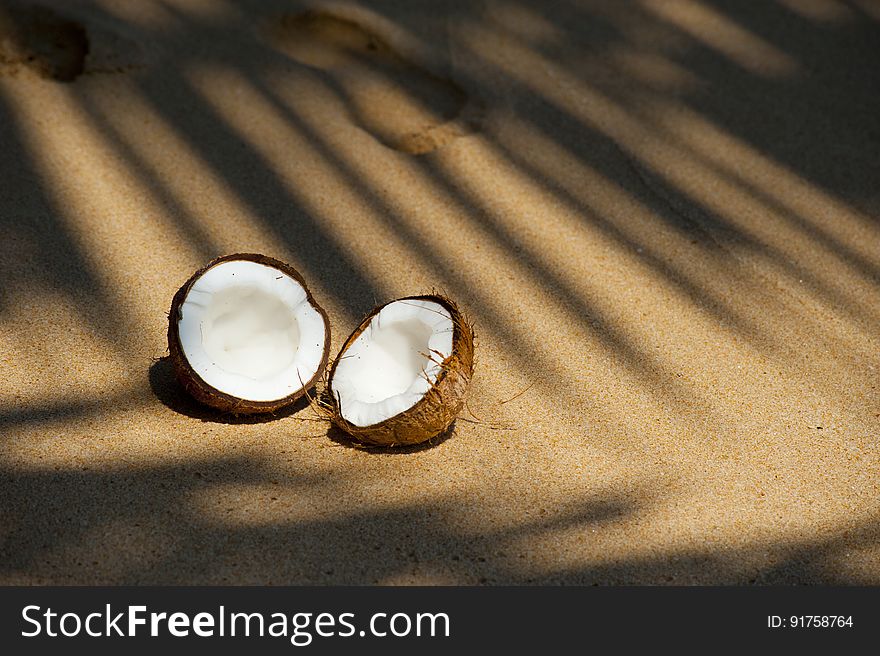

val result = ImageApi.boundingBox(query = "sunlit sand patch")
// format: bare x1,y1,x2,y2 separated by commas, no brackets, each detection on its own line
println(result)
459,20,880,346
775,0,853,24
266,62,654,389
87,81,276,257
618,109,880,336
482,488,880,583
185,62,450,308
91,0,175,30
478,113,757,328
646,101,878,248
273,79,781,443
0,286,136,402
263,11,477,154
0,83,202,354
639,0,799,77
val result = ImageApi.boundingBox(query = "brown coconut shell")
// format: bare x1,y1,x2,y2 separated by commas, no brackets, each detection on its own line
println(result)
167,253,331,415
328,294,474,446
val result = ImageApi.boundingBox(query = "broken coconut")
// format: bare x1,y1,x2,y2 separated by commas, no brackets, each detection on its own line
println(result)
328,294,474,446
168,253,330,414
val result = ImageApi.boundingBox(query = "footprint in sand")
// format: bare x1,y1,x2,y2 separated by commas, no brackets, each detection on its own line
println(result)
266,12,479,155
0,3,88,81
0,3,144,82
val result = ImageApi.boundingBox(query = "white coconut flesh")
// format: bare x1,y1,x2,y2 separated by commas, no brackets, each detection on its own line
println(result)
176,260,327,402
331,299,455,427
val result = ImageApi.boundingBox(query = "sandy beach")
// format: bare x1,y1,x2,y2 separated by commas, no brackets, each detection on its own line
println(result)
1,0,878,584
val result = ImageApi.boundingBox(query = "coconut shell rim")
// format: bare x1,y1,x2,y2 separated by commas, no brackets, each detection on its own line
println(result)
327,293,474,442
167,253,331,414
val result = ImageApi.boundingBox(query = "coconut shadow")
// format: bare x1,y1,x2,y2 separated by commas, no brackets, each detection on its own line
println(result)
325,420,457,454
149,357,310,424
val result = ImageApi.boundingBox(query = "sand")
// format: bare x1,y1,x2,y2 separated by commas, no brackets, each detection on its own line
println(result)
0,0,878,585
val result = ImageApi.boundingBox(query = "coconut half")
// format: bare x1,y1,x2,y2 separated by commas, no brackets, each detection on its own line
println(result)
168,253,330,414
328,294,474,446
